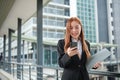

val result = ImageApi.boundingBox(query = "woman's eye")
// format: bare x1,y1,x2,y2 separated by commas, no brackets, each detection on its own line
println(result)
75,25,79,29
70,27,73,29
76,27,79,29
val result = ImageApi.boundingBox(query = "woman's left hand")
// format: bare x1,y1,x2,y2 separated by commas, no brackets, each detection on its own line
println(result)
92,62,101,69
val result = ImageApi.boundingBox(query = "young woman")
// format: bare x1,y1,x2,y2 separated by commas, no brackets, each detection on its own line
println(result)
57,17,100,80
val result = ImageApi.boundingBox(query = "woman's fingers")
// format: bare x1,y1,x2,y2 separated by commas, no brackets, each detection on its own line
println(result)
93,62,101,69
67,47,79,57
71,47,77,50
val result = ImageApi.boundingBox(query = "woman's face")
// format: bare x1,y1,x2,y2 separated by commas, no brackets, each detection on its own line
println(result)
70,21,81,40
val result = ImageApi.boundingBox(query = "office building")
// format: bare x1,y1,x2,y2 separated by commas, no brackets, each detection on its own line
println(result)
97,0,119,57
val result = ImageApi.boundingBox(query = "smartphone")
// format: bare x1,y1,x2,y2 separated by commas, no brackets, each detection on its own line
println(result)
70,42,77,48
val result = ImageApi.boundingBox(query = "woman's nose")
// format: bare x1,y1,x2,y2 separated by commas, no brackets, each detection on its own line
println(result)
72,28,76,32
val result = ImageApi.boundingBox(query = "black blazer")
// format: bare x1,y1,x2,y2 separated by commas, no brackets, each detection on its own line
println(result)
57,39,90,80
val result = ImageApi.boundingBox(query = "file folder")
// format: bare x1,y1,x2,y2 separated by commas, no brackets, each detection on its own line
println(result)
86,48,112,70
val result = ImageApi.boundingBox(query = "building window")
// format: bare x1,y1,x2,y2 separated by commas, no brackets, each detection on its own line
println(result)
64,8,70,16
33,18,36,24
112,31,114,35
64,0,69,5
44,49,51,66
111,21,114,26
112,40,115,44
48,30,56,38
111,12,113,17
33,30,37,37
44,46,58,66
52,50,58,66
43,30,47,38
110,3,112,8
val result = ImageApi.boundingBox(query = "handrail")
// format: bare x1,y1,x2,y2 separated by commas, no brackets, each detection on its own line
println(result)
88,70,120,77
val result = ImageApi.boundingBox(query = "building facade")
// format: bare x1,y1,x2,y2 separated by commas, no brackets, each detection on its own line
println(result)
76,0,98,43
112,0,120,59
97,0,119,57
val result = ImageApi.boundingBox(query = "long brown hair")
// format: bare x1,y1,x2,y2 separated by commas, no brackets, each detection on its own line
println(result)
64,17,91,58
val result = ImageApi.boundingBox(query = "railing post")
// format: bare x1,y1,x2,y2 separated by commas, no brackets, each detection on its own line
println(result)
32,42,36,65
3,35,6,70
56,69,59,80
37,0,43,80
17,18,22,79
22,65,23,80
13,63,15,77
8,29,15,74
22,40,25,64
29,65,31,80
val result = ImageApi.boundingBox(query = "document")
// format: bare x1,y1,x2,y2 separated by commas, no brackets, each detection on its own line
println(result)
86,48,112,70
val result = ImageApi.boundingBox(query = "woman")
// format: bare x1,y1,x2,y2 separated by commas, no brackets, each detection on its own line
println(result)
57,17,100,80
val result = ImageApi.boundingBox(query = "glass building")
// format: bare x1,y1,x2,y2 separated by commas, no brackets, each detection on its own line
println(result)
76,0,98,43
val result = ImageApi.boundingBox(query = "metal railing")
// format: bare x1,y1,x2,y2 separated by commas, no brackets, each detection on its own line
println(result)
0,61,120,80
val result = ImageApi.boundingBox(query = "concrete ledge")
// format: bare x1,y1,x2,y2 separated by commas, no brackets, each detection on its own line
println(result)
0,69,17,80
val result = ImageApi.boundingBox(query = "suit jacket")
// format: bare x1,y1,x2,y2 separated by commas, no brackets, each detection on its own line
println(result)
57,39,90,80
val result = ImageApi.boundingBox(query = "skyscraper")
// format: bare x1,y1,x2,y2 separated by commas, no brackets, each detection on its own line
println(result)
97,0,119,57
70,0,98,43
112,0,120,58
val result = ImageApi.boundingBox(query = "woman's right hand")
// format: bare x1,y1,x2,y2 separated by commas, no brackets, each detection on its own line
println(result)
67,47,79,57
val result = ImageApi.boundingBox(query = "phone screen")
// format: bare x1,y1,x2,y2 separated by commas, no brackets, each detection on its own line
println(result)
70,42,77,48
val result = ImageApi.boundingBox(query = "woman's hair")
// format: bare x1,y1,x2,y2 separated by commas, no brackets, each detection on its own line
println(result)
64,17,91,58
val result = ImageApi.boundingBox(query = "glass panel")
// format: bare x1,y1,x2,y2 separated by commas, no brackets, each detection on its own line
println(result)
52,50,58,65
43,31,47,38
48,31,56,38
44,49,51,66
